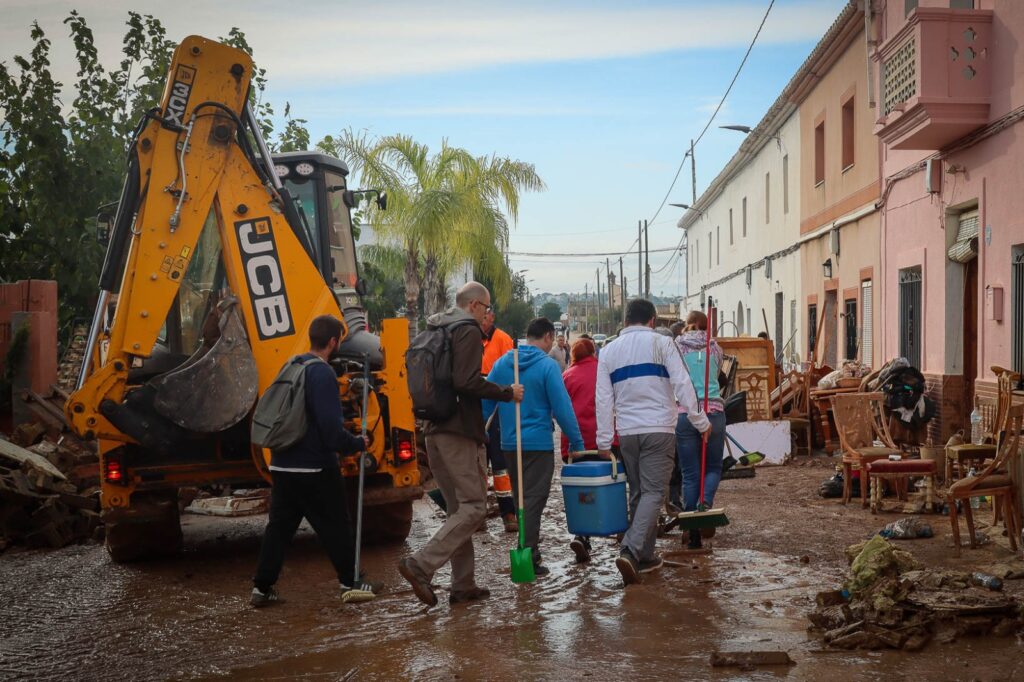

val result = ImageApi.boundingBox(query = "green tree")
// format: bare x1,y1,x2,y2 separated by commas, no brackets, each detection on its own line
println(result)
538,301,562,322
322,130,544,335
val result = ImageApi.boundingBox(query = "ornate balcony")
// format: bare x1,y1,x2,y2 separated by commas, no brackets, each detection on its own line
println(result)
875,7,993,151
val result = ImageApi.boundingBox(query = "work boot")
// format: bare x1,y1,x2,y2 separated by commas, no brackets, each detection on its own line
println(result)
450,586,491,605
569,536,592,564
398,558,438,607
615,548,640,585
502,513,518,533
638,554,664,574
533,562,551,577
250,586,280,608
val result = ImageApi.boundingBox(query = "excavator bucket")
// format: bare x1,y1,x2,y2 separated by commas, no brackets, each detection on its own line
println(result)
152,294,258,433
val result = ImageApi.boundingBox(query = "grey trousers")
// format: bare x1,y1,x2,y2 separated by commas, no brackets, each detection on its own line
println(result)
619,432,676,562
504,450,555,563
414,432,487,591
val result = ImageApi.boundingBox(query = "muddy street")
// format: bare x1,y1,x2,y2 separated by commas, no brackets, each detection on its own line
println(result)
1,462,1022,681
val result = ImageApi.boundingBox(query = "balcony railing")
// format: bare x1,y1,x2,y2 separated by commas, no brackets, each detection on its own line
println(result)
875,7,993,151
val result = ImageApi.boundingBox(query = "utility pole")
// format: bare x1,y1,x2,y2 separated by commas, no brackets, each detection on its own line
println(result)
605,258,612,325
619,257,626,326
595,268,601,335
630,218,638,296
690,139,697,205
644,219,650,298
584,284,589,333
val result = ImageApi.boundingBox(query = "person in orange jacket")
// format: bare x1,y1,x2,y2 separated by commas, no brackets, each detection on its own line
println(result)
481,309,517,532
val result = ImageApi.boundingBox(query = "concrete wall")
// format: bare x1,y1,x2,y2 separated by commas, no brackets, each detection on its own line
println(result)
684,111,803,359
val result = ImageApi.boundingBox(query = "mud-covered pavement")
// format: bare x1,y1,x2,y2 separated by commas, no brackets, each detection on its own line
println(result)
2,462,1023,681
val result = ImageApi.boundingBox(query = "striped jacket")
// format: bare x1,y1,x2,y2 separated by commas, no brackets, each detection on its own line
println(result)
595,325,710,449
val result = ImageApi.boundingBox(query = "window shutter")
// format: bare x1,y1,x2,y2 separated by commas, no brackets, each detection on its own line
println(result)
861,280,873,368
947,209,979,263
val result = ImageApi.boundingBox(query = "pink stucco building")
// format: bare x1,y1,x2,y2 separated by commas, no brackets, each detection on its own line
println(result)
874,0,1024,442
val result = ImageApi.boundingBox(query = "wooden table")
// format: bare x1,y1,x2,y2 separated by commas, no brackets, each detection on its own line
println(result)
808,386,859,454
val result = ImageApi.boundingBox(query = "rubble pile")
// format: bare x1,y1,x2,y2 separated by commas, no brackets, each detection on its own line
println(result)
0,423,101,552
808,536,1022,650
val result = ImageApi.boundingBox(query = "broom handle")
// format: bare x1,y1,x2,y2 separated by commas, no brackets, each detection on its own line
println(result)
354,354,370,583
514,348,524,515
700,331,712,507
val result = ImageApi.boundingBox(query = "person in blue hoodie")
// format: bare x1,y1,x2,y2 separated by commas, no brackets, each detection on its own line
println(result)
484,317,585,576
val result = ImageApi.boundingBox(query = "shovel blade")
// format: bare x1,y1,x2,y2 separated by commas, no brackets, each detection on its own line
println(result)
509,547,535,584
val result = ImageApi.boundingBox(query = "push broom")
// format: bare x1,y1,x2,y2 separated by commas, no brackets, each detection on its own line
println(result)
674,330,729,534
509,346,536,584
342,355,376,604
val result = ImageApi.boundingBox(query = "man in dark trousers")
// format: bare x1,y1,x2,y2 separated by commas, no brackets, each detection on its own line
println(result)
251,315,373,607
398,282,523,607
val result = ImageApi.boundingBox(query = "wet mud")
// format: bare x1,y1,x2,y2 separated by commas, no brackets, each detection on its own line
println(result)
1,463,1022,681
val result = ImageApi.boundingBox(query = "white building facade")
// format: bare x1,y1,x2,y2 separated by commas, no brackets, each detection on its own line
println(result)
679,102,804,364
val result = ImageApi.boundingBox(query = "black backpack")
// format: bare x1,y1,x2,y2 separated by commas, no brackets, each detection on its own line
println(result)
406,319,475,421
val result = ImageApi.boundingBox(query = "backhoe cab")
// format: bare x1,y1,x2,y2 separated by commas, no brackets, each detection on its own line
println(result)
65,36,419,562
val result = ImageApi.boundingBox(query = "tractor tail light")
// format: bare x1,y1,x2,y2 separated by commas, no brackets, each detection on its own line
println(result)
104,452,124,484
397,440,415,462
393,428,416,463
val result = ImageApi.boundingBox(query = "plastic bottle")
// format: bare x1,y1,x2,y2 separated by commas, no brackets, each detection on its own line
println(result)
970,401,983,445
967,467,981,509
971,572,1003,591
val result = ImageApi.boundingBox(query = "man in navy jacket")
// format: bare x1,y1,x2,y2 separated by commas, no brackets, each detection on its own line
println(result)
252,315,372,607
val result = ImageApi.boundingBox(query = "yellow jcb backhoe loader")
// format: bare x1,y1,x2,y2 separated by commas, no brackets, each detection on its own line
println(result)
65,35,420,562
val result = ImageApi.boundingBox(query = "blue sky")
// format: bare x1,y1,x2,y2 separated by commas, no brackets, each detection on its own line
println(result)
3,0,847,297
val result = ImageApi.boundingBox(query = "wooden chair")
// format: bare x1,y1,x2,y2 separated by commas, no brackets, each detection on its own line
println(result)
865,458,938,515
946,368,1019,482
947,401,1023,557
775,369,812,457
831,392,902,508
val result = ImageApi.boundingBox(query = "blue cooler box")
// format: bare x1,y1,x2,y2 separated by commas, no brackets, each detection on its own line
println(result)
560,460,628,536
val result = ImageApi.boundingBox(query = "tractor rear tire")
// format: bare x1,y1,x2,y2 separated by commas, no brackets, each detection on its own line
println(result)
103,490,183,563
359,500,413,545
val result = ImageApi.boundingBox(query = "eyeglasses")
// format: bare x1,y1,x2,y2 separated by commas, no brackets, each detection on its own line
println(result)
473,300,493,313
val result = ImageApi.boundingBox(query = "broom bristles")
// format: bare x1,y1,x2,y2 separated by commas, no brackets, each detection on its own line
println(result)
673,508,730,531
341,589,377,604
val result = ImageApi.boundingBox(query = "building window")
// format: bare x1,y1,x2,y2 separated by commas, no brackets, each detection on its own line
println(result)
742,197,747,237
695,240,699,273
782,155,789,214
707,231,712,269
1013,247,1024,374
905,0,918,15
842,95,855,170
808,303,818,354
814,121,825,185
716,226,720,265
729,209,734,245
790,299,797,361
765,172,771,223
899,267,923,368
861,280,874,368
746,307,751,336
950,0,973,9
844,298,858,361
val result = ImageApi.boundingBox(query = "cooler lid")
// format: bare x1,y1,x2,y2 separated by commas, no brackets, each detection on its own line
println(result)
562,461,616,478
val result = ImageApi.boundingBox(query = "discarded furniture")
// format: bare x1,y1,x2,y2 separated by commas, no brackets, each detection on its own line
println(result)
946,401,1022,557
812,386,859,454
945,367,1019,483
774,369,812,457
831,392,900,508
717,338,777,422
865,458,938,514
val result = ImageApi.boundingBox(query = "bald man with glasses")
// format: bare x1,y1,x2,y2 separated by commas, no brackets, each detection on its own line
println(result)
399,282,524,607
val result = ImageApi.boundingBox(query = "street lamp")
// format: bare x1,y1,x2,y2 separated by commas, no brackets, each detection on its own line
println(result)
822,258,833,279
720,124,782,150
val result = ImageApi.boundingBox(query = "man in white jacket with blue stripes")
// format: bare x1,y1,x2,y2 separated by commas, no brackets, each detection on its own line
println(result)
596,299,710,584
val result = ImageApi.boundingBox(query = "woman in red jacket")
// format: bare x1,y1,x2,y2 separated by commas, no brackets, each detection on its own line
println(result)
560,338,617,563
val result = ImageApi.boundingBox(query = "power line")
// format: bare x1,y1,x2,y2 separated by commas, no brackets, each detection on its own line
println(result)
508,246,685,258
645,0,776,227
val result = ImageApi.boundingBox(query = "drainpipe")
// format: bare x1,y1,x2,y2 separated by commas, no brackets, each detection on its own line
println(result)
865,0,876,109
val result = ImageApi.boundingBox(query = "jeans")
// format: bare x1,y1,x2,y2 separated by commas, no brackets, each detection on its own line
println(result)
254,468,356,590
676,412,727,511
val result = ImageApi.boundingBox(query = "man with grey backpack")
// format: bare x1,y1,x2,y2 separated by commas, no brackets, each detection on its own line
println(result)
250,315,375,607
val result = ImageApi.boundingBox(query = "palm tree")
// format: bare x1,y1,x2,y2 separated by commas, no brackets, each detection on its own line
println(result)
321,131,544,334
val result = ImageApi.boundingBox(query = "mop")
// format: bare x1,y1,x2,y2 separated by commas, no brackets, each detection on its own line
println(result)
673,330,730,533
341,355,377,604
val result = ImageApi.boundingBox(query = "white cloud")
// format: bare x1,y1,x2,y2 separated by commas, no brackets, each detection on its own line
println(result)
1,1,842,87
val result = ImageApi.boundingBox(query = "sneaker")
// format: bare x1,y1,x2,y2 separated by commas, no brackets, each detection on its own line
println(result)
569,536,592,564
449,586,491,605
340,579,383,597
398,558,438,607
665,500,684,515
615,549,640,585
250,586,280,608
638,555,664,574
533,563,551,577
502,513,518,533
